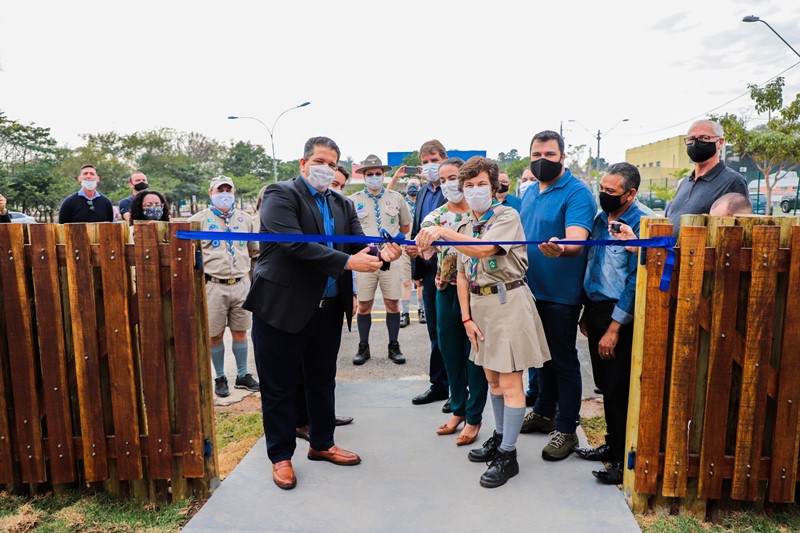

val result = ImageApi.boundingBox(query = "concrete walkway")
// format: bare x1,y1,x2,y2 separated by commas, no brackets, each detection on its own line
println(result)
185,381,639,533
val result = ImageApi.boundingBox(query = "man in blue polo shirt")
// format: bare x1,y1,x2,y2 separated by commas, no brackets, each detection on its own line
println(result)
518,130,596,461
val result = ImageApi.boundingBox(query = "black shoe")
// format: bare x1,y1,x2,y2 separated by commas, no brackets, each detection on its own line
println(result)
594,388,603,395
388,342,406,364
468,431,502,463
399,312,410,328
214,376,230,398
592,461,624,485
234,373,260,392
441,398,452,413
411,387,449,405
575,444,613,461
525,393,537,407
335,415,354,426
353,342,370,365
418,309,427,324
480,448,520,488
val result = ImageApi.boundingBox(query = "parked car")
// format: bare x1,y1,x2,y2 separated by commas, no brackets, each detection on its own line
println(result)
8,211,36,224
639,194,667,211
780,194,798,213
749,194,771,215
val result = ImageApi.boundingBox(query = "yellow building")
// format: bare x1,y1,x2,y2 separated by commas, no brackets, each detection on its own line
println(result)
625,135,693,191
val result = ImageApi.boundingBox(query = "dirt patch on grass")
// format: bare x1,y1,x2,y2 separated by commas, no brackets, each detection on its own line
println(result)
217,394,262,414
580,398,604,418
218,436,263,480
0,503,42,533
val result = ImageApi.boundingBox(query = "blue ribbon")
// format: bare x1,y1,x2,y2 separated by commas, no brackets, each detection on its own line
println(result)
176,230,676,291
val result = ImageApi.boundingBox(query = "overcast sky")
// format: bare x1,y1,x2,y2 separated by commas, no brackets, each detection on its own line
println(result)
2,0,799,167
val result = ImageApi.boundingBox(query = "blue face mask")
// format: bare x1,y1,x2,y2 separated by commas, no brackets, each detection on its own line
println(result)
212,191,235,210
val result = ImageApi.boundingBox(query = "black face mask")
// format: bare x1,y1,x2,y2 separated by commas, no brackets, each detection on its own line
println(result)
599,191,629,213
407,185,419,197
497,183,509,194
686,140,717,163
134,182,149,192
530,158,562,183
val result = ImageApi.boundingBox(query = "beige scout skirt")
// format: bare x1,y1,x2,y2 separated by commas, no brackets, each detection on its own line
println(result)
469,283,551,373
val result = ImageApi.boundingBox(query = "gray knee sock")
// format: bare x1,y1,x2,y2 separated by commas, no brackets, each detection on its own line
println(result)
491,394,505,435
232,341,249,377
357,313,372,344
211,343,225,378
500,406,526,452
386,312,400,343
401,300,410,313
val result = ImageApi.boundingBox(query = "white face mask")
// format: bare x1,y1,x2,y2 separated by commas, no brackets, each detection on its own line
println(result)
211,191,235,210
307,164,335,192
364,175,384,191
422,163,441,182
519,180,533,197
81,180,98,191
442,180,464,203
463,185,493,213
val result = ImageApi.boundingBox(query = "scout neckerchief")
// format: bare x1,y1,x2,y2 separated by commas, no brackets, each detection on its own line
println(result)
364,187,385,230
210,206,237,269
469,202,501,289
405,196,415,217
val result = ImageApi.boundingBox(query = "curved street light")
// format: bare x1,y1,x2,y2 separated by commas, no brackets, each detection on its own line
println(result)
743,16,800,59
568,118,630,174
228,101,311,182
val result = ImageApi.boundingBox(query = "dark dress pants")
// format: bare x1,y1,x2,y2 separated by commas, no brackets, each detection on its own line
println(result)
422,269,448,393
533,300,583,434
584,300,633,463
252,303,343,463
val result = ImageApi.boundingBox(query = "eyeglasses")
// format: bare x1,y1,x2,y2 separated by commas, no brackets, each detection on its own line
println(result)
364,172,383,177
143,202,164,209
684,135,720,145
86,200,95,212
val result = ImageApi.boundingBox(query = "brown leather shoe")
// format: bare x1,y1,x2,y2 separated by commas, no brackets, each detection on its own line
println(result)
272,460,296,490
307,445,361,466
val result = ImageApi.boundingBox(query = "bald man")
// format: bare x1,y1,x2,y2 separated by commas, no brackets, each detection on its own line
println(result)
709,192,753,216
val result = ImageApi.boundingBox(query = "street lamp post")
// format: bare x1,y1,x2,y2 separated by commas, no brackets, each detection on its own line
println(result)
568,118,629,175
228,101,311,183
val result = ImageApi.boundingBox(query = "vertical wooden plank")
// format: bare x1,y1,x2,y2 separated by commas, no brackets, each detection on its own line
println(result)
98,223,143,481
135,223,173,479
634,222,674,495
169,223,204,478
698,225,743,499
0,287,13,484
731,225,780,500
0,224,46,483
29,224,76,484
768,224,800,503
661,225,707,497
64,223,108,482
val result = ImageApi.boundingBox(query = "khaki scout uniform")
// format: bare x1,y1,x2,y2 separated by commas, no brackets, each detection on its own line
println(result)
456,205,550,373
190,207,259,336
349,188,412,301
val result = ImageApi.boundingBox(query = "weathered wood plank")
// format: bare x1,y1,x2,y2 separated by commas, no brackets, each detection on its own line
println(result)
698,225,743,499
168,223,204,478
0,224,46,482
768,224,800,502
135,223,173,479
99,223,143,481
662,225,707,497
634,222,674,495
28,224,76,484
64,223,108,482
731,225,780,500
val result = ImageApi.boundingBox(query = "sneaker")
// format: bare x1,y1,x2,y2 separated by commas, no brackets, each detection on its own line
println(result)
542,431,579,461
388,342,406,364
399,312,410,328
418,309,426,324
480,448,520,488
234,373,260,392
214,376,230,398
468,431,502,463
520,411,555,434
353,342,370,365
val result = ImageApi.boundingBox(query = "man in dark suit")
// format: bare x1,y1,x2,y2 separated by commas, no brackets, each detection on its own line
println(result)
244,136,401,490
393,139,450,409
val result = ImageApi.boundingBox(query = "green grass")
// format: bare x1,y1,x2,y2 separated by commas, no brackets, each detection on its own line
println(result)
215,411,264,450
0,490,192,532
580,415,607,448
637,508,800,533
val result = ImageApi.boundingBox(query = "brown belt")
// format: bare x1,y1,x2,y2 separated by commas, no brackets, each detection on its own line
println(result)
205,274,242,285
470,279,526,296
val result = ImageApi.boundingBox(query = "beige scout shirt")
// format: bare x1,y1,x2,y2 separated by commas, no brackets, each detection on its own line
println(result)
349,188,412,236
456,205,528,286
189,207,259,279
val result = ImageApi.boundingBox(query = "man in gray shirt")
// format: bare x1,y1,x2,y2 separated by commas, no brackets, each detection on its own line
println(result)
665,119,749,237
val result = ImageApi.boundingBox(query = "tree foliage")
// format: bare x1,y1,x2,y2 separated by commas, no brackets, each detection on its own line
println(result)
713,77,800,209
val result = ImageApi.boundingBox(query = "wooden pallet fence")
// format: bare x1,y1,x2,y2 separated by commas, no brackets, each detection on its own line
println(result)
0,221,217,502
624,215,800,514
